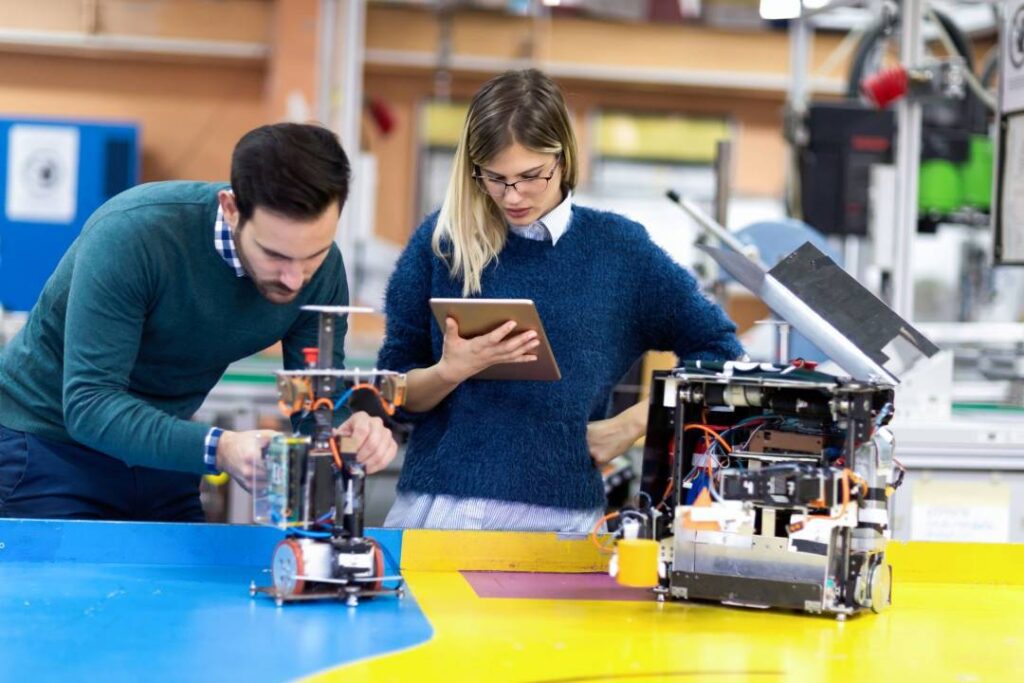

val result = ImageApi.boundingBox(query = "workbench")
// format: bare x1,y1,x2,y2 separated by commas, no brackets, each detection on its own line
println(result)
3,519,1022,682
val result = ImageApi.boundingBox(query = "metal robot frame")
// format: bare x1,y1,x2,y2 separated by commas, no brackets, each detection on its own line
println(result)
250,305,407,607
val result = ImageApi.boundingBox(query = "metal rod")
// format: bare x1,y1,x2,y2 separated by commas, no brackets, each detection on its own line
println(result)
788,15,811,114
666,191,764,267
329,0,366,302
891,0,924,320
778,322,791,364
713,140,732,226
316,0,338,125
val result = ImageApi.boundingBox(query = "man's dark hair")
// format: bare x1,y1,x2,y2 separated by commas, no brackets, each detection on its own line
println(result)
231,123,350,225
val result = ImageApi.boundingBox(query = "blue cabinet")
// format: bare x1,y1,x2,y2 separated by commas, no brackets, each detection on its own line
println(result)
0,117,139,312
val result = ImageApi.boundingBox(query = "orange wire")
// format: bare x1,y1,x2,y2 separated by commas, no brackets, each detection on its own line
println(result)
368,538,385,592
684,423,732,481
279,379,313,418
658,477,674,507
314,398,343,467
848,470,868,492
328,435,344,469
589,511,620,554
278,399,296,419
312,397,335,412
683,424,733,453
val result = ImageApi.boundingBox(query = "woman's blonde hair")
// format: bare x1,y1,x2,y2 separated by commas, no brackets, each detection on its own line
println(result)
432,69,579,296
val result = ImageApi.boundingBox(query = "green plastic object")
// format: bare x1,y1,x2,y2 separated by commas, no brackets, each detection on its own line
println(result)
961,135,993,210
919,159,961,215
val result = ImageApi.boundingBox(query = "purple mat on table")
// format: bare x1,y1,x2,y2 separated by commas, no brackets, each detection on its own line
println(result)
461,571,655,602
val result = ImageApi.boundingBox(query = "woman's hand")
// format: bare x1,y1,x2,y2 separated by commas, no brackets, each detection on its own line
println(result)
586,402,649,467
436,317,540,384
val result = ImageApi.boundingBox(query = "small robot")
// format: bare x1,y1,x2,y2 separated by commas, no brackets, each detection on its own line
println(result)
250,306,407,607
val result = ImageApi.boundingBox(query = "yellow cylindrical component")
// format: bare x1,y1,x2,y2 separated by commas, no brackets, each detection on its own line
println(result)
203,472,230,486
615,539,660,588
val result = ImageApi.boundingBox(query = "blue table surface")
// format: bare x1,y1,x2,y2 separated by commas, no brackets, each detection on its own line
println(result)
0,519,432,682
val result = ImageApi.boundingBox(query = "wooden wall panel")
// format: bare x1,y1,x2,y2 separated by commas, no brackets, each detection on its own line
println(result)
0,0,271,41
363,66,792,244
365,5,852,82
363,71,434,245
0,52,267,181
0,1,998,249
265,0,318,123
0,0,83,31
100,0,271,42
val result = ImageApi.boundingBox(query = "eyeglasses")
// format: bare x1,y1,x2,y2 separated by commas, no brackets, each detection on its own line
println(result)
473,158,560,198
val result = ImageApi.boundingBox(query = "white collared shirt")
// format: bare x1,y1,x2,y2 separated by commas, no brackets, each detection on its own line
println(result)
508,191,573,245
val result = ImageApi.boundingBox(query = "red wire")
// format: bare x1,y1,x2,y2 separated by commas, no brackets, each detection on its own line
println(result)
370,539,385,592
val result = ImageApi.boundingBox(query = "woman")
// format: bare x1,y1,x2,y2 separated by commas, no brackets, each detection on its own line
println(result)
378,69,742,532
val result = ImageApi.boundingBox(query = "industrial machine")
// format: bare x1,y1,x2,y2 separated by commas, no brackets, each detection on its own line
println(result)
616,360,901,617
796,6,993,237
607,213,937,618
250,305,407,607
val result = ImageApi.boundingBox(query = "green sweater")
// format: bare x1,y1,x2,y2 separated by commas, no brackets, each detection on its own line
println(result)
0,181,347,474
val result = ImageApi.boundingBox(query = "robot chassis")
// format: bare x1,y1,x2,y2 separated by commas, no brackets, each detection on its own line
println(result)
249,306,407,608
611,360,903,619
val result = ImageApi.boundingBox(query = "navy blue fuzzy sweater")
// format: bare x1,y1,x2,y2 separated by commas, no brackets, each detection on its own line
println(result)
378,206,743,510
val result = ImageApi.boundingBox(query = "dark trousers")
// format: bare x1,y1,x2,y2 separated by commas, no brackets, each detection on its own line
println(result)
0,423,204,521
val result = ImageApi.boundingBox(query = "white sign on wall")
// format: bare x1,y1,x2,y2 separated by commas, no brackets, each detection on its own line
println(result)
5,124,79,224
910,480,1011,543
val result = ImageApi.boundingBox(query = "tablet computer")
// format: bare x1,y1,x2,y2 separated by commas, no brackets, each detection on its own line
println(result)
429,298,561,381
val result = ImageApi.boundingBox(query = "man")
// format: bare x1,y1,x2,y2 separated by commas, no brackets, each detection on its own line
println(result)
0,122,397,521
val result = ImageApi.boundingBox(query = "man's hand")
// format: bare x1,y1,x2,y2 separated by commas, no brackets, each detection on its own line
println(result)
216,429,278,492
335,411,398,474
586,402,649,467
436,317,539,385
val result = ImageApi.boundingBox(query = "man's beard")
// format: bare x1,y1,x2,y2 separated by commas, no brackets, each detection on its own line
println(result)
234,229,307,304
256,281,303,304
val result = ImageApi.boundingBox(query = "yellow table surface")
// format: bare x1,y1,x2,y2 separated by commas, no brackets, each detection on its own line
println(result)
313,532,1024,683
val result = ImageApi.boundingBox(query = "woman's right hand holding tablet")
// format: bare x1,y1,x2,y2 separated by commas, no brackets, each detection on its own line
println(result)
436,317,540,384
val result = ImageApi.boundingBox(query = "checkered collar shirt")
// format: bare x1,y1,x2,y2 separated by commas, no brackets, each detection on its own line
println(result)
204,198,246,472
214,200,246,278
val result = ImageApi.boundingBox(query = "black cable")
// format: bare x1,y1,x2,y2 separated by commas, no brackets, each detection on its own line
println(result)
847,8,976,98
846,14,895,99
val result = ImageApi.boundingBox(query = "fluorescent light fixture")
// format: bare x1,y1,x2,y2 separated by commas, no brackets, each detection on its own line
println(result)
759,0,802,20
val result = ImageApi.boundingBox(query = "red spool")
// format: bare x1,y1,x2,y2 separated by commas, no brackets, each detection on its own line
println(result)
861,66,908,108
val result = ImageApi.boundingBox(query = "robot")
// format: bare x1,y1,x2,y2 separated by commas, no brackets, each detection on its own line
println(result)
609,360,902,618
607,226,936,618
249,306,407,607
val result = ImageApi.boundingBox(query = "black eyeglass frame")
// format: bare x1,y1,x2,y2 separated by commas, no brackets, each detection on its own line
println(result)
472,156,561,197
